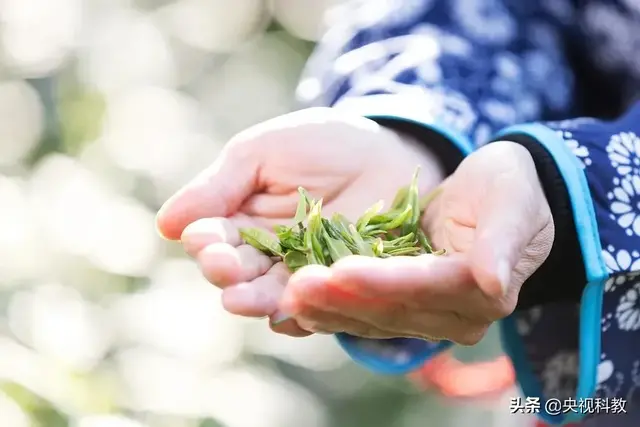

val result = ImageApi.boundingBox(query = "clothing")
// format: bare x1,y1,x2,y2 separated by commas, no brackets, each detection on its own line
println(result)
296,0,640,425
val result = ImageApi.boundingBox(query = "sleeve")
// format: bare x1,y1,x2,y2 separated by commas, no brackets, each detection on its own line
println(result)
293,0,582,385
296,0,578,174
489,102,640,425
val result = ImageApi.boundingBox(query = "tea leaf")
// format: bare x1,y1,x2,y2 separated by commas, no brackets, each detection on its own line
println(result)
402,167,421,235
294,187,309,224
349,224,374,256
239,228,283,257
241,167,445,274
331,213,352,231
382,233,416,249
386,246,423,256
356,200,384,232
284,251,308,272
368,209,405,225
307,199,327,265
391,185,409,209
331,213,357,245
371,238,385,256
416,229,434,253
380,205,413,231
325,235,353,262
274,224,289,235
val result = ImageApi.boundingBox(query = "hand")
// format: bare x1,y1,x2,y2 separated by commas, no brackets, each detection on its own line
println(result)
279,141,554,344
155,107,445,336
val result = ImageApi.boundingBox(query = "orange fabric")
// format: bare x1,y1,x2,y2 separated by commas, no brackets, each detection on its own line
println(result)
408,350,516,398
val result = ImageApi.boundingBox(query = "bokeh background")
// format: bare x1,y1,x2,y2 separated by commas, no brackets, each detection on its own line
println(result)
0,1,535,426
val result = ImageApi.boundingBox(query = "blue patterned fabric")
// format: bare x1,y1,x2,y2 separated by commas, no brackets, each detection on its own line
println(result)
296,0,640,425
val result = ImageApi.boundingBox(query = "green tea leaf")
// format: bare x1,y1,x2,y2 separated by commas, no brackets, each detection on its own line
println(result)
382,233,416,249
323,219,358,254
416,229,434,253
280,234,305,252
331,213,357,244
402,167,421,234
294,187,309,224
386,246,423,256
391,185,409,209
368,209,405,225
331,213,352,231
240,171,445,275
380,205,413,231
306,199,327,265
325,236,353,262
274,224,289,235
371,237,385,256
356,200,384,232
284,251,308,272
239,228,283,256
349,224,374,256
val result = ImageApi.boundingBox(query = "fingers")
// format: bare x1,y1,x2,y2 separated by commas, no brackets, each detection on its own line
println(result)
281,264,479,343
221,263,288,315
181,217,243,257
221,263,311,337
328,254,475,302
181,216,310,336
182,216,275,287
198,244,273,287
469,141,551,298
156,145,258,241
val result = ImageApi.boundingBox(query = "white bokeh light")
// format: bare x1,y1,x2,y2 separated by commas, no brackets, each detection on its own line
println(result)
100,86,206,181
79,7,176,93
29,153,111,255
7,283,114,371
157,0,269,52
28,154,159,276
116,346,216,415
110,259,244,367
84,196,159,276
0,80,44,166
206,366,329,427
0,0,82,76
197,32,307,135
0,175,43,284
0,391,30,427
271,0,343,42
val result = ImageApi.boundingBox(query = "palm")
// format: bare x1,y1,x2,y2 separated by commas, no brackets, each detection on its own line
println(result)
421,142,554,297
231,108,444,227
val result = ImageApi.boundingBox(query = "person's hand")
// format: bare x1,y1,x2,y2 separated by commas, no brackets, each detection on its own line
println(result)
155,107,445,337
278,141,555,344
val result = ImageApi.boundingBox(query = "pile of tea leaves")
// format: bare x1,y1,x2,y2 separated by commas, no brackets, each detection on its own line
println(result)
239,168,445,273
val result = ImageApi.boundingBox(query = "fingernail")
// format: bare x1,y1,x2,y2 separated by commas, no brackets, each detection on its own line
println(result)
270,312,292,326
497,259,511,295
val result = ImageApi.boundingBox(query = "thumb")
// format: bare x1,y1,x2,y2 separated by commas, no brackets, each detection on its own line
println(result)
156,143,258,240
468,155,548,299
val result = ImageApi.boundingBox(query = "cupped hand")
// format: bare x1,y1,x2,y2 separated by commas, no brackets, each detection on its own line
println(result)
155,107,445,336
279,141,555,344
